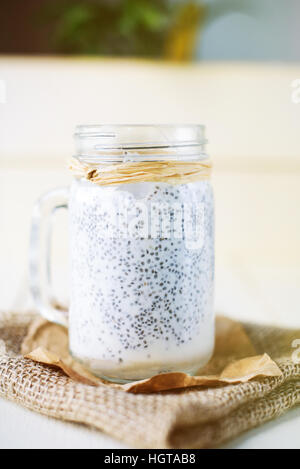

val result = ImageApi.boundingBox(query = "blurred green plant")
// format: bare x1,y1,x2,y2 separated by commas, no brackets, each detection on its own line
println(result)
39,0,171,56
39,0,248,60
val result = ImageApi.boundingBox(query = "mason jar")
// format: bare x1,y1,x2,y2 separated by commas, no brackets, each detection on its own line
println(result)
30,124,215,383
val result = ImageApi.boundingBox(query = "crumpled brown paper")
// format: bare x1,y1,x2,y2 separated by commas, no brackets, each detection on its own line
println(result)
22,316,282,393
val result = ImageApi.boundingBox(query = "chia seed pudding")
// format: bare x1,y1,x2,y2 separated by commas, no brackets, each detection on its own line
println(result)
69,177,214,382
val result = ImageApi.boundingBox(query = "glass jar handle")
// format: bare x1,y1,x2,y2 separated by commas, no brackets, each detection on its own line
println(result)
29,187,69,327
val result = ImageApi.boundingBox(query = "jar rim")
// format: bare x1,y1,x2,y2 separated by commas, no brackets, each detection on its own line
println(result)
75,123,205,134
74,124,208,163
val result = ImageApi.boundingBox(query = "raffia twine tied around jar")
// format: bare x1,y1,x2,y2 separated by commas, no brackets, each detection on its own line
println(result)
68,157,212,186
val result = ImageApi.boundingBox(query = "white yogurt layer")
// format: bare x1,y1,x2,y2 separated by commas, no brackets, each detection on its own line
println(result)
69,178,214,382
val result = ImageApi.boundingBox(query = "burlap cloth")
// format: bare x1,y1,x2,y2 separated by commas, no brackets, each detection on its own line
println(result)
1,311,300,448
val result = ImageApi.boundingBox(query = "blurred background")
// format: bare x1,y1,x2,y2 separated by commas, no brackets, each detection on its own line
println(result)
0,0,300,326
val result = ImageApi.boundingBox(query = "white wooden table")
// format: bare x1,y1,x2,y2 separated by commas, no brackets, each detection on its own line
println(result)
1,59,300,448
